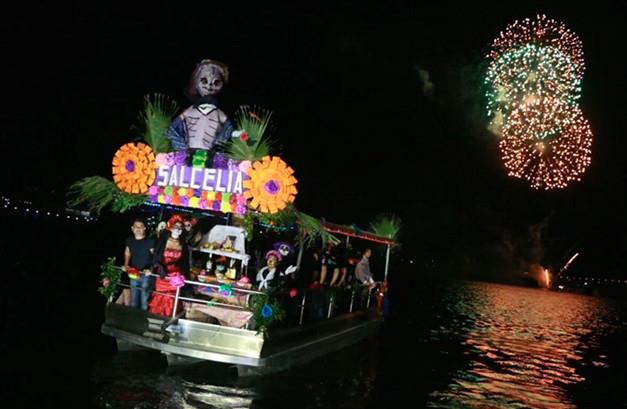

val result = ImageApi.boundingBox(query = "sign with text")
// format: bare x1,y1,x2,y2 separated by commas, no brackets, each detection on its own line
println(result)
147,164,249,214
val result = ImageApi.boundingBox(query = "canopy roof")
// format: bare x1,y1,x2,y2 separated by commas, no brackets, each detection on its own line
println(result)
321,221,395,246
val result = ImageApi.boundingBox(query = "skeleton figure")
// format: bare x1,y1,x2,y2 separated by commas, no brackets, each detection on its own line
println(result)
167,60,234,151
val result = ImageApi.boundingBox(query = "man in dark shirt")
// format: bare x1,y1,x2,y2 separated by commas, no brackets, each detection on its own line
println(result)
123,218,155,310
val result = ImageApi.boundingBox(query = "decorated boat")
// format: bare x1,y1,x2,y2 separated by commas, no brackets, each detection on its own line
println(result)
69,59,398,376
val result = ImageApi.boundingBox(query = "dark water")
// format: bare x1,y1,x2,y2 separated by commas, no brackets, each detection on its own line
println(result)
4,213,627,408
87,282,627,409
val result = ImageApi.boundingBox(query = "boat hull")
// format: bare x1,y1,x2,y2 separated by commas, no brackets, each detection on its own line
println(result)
101,303,382,376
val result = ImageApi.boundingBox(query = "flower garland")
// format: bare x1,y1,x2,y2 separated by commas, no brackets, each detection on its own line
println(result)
243,156,298,214
249,293,286,332
98,257,122,299
112,142,158,194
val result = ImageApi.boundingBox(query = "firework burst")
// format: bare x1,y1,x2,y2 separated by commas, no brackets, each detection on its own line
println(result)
486,15,592,190
499,101,592,190
485,44,582,123
488,14,585,79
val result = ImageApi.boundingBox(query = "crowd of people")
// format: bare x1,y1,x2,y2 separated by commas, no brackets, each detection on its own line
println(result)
107,215,383,321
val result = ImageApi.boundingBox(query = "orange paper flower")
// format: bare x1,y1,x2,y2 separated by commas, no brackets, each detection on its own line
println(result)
243,156,298,213
112,142,157,194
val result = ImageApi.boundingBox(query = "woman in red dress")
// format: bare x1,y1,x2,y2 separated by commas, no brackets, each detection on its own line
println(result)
148,215,189,316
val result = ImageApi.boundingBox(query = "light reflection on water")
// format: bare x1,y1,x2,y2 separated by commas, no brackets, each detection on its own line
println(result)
93,341,380,408
427,283,622,408
92,281,627,408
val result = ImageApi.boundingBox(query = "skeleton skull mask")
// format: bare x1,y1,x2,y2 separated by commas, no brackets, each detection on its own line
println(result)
273,242,294,258
188,60,229,99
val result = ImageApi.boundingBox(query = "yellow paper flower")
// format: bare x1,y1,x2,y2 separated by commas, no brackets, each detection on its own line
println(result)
112,142,157,194
243,156,298,213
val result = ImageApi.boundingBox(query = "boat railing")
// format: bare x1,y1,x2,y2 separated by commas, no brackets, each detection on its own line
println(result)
112,273,380,329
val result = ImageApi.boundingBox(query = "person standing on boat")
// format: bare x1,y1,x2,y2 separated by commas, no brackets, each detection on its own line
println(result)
123,218,155,310
355,248,375,286
148,215,190,317
355,248,376,309
319,242,337,285
329,242,349,287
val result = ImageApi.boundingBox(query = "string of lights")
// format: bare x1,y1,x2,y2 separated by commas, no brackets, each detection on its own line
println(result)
1,195,97,222
321,222,395,245
562,276,627,285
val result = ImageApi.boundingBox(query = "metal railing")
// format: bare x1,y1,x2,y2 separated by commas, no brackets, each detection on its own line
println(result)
113,273,381,327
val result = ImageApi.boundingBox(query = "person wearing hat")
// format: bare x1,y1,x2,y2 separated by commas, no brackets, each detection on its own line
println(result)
255,250,297,291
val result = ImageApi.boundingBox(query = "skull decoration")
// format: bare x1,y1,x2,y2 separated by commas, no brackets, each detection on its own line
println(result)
167,59,234,152
273,241,294,258
187,60,229,99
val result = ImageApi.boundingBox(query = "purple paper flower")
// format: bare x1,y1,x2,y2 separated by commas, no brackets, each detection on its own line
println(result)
180,196,189,207
212,201,221,211
264,180,280,195
212,152,228,169
228,159,241,172
125,160,135,172
171,151,188,166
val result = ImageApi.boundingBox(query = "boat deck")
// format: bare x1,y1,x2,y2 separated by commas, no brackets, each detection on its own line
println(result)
101,303,382,376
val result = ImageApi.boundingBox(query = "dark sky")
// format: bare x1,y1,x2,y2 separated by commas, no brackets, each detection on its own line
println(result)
2,2,626,279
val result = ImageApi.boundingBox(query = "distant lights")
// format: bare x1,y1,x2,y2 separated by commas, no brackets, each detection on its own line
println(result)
0,195,97,222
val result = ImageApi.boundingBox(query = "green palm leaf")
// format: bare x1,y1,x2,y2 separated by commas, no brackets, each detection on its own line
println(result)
369,213,401,242
141,94,178,153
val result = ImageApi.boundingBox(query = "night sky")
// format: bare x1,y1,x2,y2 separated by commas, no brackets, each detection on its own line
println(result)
3,2,626,281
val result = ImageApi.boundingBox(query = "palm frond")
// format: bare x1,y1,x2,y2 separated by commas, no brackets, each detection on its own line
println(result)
112,191,148,213
235,106,272,142
369,213,402,242
67,176,117,215
226,106,275,161
68,176,148,214
141,93,178,153
296,210,340,247
226,137,272,162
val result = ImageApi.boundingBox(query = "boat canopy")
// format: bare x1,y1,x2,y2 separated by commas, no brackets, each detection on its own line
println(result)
321,221,395,246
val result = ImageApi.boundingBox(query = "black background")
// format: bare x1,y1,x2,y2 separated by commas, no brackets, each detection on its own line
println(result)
3,2,627,407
